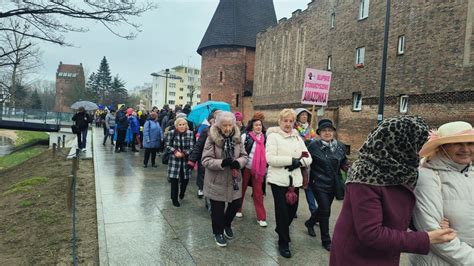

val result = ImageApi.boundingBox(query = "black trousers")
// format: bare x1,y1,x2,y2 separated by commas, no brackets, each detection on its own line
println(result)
196,161,205,190
308,188,335,244
116,129,127,151
210,198,241,235
170,168,189,201
270,184,299,247
103,131,114,145
143,148,158,166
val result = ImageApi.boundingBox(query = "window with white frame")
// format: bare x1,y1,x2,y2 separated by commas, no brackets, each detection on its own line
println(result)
330,13,335,28
327,55,332,71
397,35,405,55
352,92,362,111
169,92,176,96
356,47,365,65
399,95,409,113
359,0,369,20
168,100,175,104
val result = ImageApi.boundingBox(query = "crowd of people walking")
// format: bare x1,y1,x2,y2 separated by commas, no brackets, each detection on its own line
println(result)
86,102,473,264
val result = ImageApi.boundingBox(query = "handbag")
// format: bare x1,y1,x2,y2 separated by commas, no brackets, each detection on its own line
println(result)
71,125,79,134
301,167,309,189
109,128,115,135
285,175,298,205
162,132,175,165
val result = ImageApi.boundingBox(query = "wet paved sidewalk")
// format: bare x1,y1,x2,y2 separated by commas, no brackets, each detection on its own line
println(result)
92,128,342,265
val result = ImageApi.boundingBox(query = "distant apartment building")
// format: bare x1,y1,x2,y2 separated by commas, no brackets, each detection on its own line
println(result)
54,62,85,112
151,66,201,109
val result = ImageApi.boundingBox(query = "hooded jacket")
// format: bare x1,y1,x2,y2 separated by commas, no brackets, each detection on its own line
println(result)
265,126,312,187
202,125,248,202
409,154,474,265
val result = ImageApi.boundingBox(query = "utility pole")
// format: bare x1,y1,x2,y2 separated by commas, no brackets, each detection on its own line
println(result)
377,0,391,125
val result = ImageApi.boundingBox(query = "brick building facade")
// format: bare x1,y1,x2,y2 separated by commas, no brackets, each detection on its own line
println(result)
54,62,85,112
253,0,474,152
198,0,277,112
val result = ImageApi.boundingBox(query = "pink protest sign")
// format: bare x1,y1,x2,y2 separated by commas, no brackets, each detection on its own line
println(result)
301,68,332,106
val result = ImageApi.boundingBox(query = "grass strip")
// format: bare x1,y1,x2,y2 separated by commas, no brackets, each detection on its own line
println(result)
0,146,46,171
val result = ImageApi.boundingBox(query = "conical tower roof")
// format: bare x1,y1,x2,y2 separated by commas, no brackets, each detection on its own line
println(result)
197,0,277,55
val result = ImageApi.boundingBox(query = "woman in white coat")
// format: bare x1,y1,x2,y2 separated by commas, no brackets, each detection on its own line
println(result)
266,108,312,259
410,121,474,265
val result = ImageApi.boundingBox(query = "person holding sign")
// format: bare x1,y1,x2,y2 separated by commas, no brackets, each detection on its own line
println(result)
294,108,318,217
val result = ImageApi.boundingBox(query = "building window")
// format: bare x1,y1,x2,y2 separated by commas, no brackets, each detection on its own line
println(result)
356,47,365,66
168,100,175,105
169,83,176,88
219,71,223,82
179,96,183,100
330,13,335,28
179,88,184,91
197,94,201,98
169,92,175,96
397,35,405,55
359,0,369,20
208,93,211,100
236,94,240,107
194,70,200,75
327,55,332,71
399,95,409,113
352,92,362,111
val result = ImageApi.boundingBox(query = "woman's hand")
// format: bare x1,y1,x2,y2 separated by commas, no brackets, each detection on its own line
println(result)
230,160,240,170
175,151,184,158
285,158,301,171
428,228,456,244
221,158,232,167
440,218,450,229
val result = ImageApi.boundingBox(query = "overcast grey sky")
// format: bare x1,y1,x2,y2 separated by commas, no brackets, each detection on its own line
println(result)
33,0,310,89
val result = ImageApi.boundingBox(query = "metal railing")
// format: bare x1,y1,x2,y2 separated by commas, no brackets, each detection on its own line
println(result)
0,107,74,126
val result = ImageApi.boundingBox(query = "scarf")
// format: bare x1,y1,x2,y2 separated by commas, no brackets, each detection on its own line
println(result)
249,131,266,181
296,122,316,141
321,139,338,153
219,128,235,159
346,116,429,188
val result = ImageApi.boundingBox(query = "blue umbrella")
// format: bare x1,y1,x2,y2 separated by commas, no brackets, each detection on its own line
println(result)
188,101,231,125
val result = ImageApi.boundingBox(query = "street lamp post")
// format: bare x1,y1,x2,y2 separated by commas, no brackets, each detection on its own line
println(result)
377,0,391,125
151,69,181,107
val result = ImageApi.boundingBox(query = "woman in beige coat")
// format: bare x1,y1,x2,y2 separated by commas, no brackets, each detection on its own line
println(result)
202,111,248,248
266,108,312,258
410,121,474,265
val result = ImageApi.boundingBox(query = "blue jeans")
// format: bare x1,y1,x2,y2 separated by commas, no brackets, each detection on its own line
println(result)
304,187,318,214
76,128,88,149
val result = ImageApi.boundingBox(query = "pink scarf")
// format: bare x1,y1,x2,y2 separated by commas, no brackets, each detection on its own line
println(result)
249,131,266,181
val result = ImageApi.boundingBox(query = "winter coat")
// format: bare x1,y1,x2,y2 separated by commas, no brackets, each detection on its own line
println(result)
104,113,116,129
129,116,140,134
143,120,163,149
165,129,195,180
115,110,128,130
265,127,312,188
307,139,348,200
72,111,92,130
202,125,248,202
189,127,209,182
330,183,430,266
409,155,474,265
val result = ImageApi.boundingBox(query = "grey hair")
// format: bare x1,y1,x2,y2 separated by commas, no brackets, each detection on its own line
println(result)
215,111,236,127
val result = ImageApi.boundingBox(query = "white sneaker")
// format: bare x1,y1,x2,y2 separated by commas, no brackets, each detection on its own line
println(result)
257,220,268,227
235,212,243,218
198,190,204,196
81,148,87,152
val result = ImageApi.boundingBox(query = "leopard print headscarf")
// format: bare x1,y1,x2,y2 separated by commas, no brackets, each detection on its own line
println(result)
346,116,429,188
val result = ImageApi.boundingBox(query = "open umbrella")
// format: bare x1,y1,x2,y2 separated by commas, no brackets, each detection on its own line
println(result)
188,101,231,125
71,100,99,111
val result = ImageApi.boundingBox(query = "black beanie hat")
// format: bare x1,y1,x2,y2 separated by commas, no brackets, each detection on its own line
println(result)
317,119,336,135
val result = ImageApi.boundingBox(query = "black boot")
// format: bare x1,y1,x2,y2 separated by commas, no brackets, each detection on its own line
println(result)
278,241,291,258
322,242,331,251
305,220,316,237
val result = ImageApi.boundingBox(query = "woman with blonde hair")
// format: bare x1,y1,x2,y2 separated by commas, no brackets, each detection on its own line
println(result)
266,108,312,258
165,117,195,207
409,121,474,265
202,111,248,247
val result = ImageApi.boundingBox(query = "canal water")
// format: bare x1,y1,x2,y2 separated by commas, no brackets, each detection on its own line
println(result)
0,136,13,156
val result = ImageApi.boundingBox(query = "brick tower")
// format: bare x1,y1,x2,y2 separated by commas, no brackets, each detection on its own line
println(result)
197,0,277,112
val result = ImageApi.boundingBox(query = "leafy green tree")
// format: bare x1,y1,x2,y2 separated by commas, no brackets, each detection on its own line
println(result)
30,89,42,109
